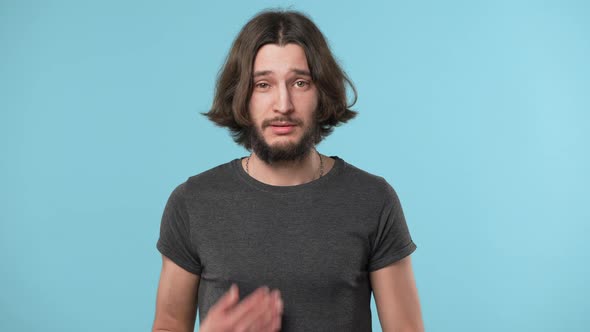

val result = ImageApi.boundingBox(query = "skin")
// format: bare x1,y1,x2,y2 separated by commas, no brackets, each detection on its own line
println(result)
371,256,425,332
153,256,199,332
244,43,335,185
152,43,424,331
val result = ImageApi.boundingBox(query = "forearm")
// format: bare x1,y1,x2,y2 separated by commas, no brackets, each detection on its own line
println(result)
152,314,196,332
382,324,424,332
152,325,194,332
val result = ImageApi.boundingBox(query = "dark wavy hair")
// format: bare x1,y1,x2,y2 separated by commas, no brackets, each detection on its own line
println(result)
204,9,358,150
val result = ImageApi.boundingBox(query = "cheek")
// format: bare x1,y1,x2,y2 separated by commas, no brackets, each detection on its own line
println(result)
297,94,319,119
249,94,271,113
248,96,263,123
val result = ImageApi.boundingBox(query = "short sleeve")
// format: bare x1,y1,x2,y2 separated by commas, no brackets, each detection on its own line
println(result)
156,182,202,275
368,180,417,272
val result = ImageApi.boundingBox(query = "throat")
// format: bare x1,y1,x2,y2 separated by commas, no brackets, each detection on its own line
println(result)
244,150,325,186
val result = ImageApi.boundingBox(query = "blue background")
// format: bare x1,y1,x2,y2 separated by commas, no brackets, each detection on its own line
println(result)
2,0,589,331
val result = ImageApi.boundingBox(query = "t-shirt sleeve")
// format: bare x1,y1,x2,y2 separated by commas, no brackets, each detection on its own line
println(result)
156,182,202,275
368,180,417,272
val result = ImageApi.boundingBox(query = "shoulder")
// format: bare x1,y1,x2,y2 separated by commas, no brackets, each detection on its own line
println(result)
338,158,397,199
168,159,240,200
186,159,237,185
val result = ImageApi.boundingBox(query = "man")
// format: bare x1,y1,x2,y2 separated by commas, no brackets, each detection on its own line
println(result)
153,9,424,332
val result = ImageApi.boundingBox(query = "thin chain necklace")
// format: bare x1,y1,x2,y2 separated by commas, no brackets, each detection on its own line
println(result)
245,150,324,179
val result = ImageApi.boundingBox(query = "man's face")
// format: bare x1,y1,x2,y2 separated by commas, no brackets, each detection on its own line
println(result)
248,43,319,163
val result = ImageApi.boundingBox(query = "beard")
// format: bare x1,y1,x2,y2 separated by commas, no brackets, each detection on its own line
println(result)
248,116,319,164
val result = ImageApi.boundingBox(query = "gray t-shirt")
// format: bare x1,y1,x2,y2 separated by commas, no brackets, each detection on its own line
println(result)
157,157,417,331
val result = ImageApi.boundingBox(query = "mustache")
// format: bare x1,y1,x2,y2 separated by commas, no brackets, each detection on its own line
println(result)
261,117,303,129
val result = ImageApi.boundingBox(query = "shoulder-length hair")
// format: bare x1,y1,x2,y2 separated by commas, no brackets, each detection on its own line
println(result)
204,9,358,150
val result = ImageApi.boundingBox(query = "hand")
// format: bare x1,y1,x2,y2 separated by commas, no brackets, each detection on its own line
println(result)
199,284,283,332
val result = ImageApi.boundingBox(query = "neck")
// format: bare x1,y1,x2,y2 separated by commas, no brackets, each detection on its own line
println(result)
244,149,329,186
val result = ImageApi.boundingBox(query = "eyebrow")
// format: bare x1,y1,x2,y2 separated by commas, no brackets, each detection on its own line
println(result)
252,68,312,78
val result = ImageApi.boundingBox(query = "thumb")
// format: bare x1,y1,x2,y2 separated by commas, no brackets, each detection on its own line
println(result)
216,284,239,310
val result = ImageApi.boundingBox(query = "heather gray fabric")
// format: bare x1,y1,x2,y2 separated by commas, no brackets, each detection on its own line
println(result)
157,156,417,332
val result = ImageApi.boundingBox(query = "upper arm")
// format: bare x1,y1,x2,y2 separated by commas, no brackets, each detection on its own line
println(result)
370,255,424,332
153,254,200,332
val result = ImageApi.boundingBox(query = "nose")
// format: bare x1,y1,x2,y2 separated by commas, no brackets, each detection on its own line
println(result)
273,83,294,114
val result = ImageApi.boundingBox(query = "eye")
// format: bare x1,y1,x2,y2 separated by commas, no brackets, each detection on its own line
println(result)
255,82,270,89
294,80,309,88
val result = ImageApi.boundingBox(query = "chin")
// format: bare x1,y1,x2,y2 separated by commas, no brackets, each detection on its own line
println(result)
250,123,317,163
265,135,300,145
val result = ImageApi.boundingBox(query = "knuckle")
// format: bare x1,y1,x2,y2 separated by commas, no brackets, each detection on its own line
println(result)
234,325,247,332
236,321,252,332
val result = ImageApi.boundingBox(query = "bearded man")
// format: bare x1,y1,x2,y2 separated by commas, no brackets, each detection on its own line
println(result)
153,9,424,332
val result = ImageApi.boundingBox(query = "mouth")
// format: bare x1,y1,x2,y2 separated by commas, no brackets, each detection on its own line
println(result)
267,122,297,135
269,121,297,127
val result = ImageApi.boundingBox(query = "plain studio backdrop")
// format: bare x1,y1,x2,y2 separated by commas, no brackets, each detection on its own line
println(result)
1,0,588,331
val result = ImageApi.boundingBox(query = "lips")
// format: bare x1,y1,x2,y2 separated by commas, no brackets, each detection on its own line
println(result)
269,123,296,135
262,118,301,135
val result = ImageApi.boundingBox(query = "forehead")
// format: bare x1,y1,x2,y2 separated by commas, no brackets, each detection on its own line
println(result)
252,43,310,73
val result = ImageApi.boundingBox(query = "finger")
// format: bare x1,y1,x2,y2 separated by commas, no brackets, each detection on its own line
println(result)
251,289,283,332
268,314,282,332
261,308,282,332
270,290,284,331
261,307,282,331
273,289,283,314
226,286,272,327
252,290,280,331
241,292,275,332
210,283,239,313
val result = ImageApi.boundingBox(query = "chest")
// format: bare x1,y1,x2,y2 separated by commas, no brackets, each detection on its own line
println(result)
188,193,376,296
